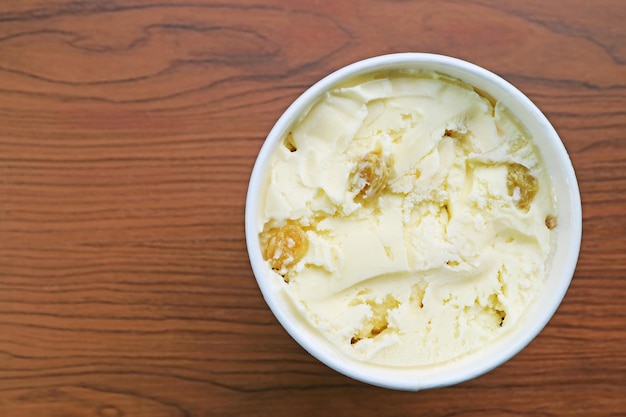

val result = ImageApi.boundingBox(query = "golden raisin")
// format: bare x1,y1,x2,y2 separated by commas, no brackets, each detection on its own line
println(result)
353,151,388,199
545,215,557,230
284,132,297,152
261,222,309,275
350,295,399,344
506,163,538,211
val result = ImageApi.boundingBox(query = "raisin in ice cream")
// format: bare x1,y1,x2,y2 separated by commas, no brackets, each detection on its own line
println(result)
257,71,556,367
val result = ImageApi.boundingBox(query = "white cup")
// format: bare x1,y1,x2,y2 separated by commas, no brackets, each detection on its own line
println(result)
245,53,582,390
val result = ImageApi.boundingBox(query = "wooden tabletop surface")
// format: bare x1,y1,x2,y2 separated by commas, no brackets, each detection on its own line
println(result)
1,1,624,416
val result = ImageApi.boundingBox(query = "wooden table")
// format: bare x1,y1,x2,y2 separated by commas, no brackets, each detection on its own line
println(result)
1,1,624,415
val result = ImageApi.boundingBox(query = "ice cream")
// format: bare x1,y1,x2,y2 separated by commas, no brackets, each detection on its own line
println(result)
257,71,556,367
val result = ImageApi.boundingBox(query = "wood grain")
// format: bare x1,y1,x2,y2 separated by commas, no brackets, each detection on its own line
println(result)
0,0,624,416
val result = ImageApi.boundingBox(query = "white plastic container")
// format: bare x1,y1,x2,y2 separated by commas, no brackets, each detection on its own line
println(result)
245,53,582,390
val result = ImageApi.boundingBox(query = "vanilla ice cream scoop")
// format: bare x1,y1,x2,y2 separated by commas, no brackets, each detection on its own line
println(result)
256,70,557,367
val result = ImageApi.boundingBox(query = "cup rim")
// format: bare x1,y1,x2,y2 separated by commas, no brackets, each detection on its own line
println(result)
245,53,582,390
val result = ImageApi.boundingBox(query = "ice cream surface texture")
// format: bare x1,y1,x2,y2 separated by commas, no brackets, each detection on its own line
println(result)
258,71,556,367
